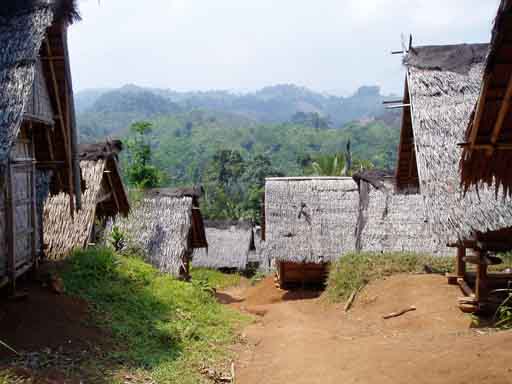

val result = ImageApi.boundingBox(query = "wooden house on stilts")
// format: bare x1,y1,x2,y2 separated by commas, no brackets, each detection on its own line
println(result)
455,0,512,311
263,177,359,287
397,40,512,312
0,0,81,290
44,140,130,259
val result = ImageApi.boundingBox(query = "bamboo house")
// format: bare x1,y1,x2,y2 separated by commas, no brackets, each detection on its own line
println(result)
0,0,81,289
461,0,512,197
44,140,130,259
397,42,512,310
263,177,359,287
112,188,207,279
353,171,450,256
192,220,255,271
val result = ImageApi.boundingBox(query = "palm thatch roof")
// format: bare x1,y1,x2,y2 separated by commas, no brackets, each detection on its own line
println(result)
460,0,512,196
398,43,512,243
263,177,359,263
0,0,81,200
353,171,451,255
43,141,129,259
112,188,207,277
192,220,255,270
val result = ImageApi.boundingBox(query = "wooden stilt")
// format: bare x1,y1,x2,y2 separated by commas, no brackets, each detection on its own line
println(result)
475,250,488,303
456,246,466,278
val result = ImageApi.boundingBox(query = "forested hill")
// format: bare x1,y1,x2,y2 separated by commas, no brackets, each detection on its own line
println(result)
76,83,398,140
76,83,401,213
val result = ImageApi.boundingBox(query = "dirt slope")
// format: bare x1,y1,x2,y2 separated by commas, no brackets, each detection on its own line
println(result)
223,275,512,384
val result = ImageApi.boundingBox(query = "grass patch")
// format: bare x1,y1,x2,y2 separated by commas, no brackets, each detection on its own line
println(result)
326,252,454,302
190,268,241,290
61,247,250,383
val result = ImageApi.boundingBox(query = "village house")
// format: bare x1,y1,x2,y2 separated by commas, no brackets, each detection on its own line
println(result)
44,140,130,259
397,41,512,311
0,0,81,290
112,187,207,279
461,0,512,197
192,220,255,272
263,177,359,287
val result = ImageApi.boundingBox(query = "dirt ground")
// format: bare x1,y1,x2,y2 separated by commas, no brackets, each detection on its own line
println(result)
0,279,111,383
222,275,512,384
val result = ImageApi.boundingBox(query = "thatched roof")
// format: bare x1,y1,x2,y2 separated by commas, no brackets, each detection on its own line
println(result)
263,177,359,263
0,0,80,198
353,171,451,255
44,143,130,259
112,188,207,277
398,43,512,243
460,0,512,196
192,221,254,270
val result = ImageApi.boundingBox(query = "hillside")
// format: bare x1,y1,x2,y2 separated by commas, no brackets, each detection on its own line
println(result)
76,83,398,141
76,83,401,215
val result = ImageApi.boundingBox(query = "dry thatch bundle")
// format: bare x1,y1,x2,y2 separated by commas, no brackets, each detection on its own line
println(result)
112,188,207,278
192,221,254,270
353,171,450,255
399,43,512,243
264,177,359,263
44,142,129,259
460,0,512,196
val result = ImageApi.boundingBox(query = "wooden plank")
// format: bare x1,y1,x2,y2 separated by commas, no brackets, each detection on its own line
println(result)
6,162,16,292
46,39,74,214
486,72,512,156
105,171,120,212
467,73,491,154
30,126,38,269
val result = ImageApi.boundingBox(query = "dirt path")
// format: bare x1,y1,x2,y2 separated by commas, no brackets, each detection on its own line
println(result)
222,275,512,384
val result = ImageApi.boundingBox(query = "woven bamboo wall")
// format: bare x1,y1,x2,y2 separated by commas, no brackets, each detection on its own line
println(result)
192,225,252,270
44,160,105,259
357,180,453,256
264,178,359,263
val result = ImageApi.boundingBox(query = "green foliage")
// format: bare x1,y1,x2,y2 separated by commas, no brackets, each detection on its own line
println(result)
310,153,348,176
326,252,454,302
495,292,512,329
201,149,282,221
61,247,249,383
109,226,125,251
124,121,163,189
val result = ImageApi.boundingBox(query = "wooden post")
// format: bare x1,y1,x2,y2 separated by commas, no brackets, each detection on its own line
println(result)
6,161,16,293
475,250,488,304
30,124,38,270
456,246,466,278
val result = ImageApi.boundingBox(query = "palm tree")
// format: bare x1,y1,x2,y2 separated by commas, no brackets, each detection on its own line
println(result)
311,153,348,176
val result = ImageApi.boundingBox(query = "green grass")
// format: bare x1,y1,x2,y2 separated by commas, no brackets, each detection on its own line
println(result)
190,268,242,290
326,252,454,302
61,247,250,383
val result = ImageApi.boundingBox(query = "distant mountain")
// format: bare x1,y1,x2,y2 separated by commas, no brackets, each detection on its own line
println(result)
75,83,397,141
78,85,181,141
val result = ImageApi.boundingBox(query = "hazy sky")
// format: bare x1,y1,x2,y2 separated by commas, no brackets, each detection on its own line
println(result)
69,0,501,95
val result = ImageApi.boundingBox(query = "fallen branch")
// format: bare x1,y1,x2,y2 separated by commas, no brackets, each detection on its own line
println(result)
383,305,416,319
231,361,236,384
0,339,19,356
344,287,360,312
